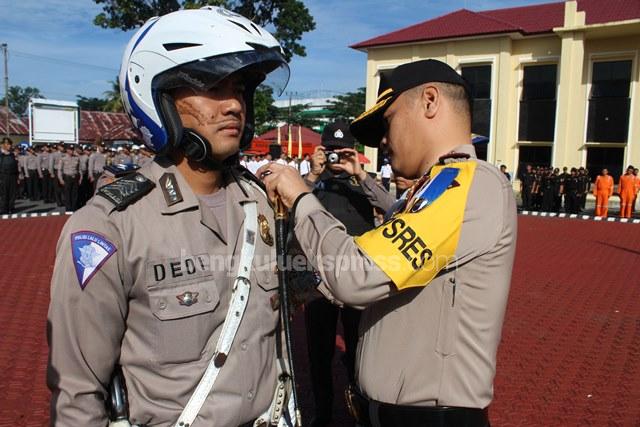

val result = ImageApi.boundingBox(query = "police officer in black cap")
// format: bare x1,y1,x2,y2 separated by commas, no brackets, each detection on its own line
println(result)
303,120,390,427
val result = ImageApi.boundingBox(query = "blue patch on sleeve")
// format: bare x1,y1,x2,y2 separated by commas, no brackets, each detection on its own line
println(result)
70,231,117,290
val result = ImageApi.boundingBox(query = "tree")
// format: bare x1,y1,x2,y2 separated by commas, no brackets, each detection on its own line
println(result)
254,86,279,135
327,87,366,121
0,86,43,116
93,0,315,61
103,78,124,113
276,103,321,130
76,95,108,111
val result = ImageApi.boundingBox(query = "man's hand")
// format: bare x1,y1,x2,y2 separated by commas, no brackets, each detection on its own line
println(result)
257,163,310,209
330,148,368,182
59,179,64,186
306,146,326,183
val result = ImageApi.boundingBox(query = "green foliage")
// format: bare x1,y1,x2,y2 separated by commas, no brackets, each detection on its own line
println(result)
254,86,278,135
102,78,124,112
76,95,108,111
93,0,315,61
327,87,366,120
0,86,44,116
276,103,321,130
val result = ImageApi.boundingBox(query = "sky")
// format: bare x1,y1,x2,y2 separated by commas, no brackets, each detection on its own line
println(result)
0,0,557,103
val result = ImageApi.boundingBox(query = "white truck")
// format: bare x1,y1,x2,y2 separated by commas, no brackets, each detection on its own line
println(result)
28,98,80,145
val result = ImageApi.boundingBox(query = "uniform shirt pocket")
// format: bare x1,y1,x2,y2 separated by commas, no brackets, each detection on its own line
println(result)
148,279,221,364
254,260,278,292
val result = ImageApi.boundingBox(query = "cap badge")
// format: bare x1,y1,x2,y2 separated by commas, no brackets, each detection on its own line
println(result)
258,214,274,246
177,291,199,307
334,129,344,139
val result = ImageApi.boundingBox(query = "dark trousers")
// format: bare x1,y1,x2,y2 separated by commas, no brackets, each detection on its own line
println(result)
27,170,40,200
40,170,52,202
305,298,361,420
63,175,79,211
382,177,390,192
0,174,18,214
542,191,555,212
565,193,579,214
54,172,64,206
521,187,532,210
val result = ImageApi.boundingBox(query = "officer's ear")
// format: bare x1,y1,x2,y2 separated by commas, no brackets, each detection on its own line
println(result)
419,84,440,119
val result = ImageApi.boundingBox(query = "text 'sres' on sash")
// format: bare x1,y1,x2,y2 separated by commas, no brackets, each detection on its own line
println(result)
355,163,476,289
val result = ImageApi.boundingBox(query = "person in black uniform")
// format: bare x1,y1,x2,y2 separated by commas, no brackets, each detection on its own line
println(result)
564,168,579,214
0,137,19,214
553,168,563,213
541,168,557,212
519,164,535,210
302,120,386,427
576,167,588,213
558,167,569,211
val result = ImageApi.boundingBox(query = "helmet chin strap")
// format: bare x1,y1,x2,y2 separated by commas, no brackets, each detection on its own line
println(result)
180,128,234,171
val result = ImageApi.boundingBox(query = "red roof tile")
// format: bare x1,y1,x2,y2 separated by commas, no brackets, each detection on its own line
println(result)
79,111,139,143
0,108,139,143
0,107,29,136
351,0,640,49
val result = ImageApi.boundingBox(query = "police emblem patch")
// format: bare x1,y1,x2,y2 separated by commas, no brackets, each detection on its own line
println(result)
71,231,117,290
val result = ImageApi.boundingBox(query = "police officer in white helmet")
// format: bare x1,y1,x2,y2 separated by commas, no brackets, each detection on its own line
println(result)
48,7,297,427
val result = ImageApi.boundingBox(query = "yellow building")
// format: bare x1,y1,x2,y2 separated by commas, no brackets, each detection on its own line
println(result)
352,0,640,180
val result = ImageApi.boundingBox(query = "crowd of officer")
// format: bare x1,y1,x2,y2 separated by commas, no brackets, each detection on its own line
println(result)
519,164,640,217
0,139,154,213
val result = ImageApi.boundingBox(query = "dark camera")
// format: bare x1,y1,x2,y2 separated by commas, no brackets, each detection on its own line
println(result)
325,151,341,164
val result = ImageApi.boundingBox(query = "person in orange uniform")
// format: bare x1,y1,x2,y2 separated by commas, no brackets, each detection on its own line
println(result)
594,168,614,217
618,166,636,218
633,167,640,216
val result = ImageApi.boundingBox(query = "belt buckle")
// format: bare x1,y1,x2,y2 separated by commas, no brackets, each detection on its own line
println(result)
344,384,362,423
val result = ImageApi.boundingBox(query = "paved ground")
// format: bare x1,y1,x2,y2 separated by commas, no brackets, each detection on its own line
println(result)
0,215,639,426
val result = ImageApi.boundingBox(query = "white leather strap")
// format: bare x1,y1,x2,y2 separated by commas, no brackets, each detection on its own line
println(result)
174,201,258,427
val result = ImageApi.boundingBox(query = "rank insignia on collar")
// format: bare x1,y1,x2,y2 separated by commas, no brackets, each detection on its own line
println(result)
159,173,183,206
258,214,274,246
177,291,199,307
71,231,117,290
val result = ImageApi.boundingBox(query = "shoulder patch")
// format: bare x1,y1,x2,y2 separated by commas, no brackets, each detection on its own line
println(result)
71,231,117,290
97,173,155,211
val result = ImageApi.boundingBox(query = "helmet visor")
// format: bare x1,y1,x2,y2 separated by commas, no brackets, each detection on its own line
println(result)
153,47,290,96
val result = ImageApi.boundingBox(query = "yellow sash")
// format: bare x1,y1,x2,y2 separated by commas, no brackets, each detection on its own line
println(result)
355,161,476,289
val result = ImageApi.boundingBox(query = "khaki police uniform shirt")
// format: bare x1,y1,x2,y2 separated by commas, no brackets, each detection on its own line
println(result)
79,154,89,174
88,151,107,177
25,152,39,177
48,160,281,426
56,154,81,181
293,144,517,409
38,152,50,177
49,151,63,175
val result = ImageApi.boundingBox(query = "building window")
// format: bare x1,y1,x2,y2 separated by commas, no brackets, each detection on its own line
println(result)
518,64,557,142
517,146,552,177
461,65,492,147
586,147,625,181
586,60,632,143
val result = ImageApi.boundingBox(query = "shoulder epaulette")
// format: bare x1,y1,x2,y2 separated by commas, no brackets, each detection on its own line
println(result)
97,172,155,211
438,152,471,165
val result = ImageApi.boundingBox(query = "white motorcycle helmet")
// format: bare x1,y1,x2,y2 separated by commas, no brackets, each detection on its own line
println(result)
119,6,289,163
